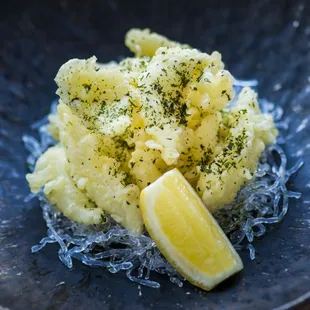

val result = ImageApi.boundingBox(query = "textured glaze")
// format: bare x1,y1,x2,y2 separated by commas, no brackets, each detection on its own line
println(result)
1,0,310,309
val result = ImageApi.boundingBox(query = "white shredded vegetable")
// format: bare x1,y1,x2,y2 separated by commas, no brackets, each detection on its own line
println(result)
24,80,303,289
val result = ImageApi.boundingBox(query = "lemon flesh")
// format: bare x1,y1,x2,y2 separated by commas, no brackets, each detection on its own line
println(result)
140,168,243,291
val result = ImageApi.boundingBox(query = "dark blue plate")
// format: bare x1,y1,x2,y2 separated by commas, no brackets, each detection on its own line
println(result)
1,0,310,309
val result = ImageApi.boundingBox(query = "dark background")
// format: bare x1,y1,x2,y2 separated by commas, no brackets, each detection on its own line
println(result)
1,0,310,309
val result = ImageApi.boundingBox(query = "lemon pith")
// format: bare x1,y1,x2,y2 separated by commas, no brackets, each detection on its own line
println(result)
140,168,243,291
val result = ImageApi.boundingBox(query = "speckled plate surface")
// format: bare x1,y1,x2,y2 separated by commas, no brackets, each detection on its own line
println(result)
1,0,310,309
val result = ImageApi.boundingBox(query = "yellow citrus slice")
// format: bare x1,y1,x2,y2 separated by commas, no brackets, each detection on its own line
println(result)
140,168,243,291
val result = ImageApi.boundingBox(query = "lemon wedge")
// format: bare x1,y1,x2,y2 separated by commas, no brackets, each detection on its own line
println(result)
140,168,243,291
